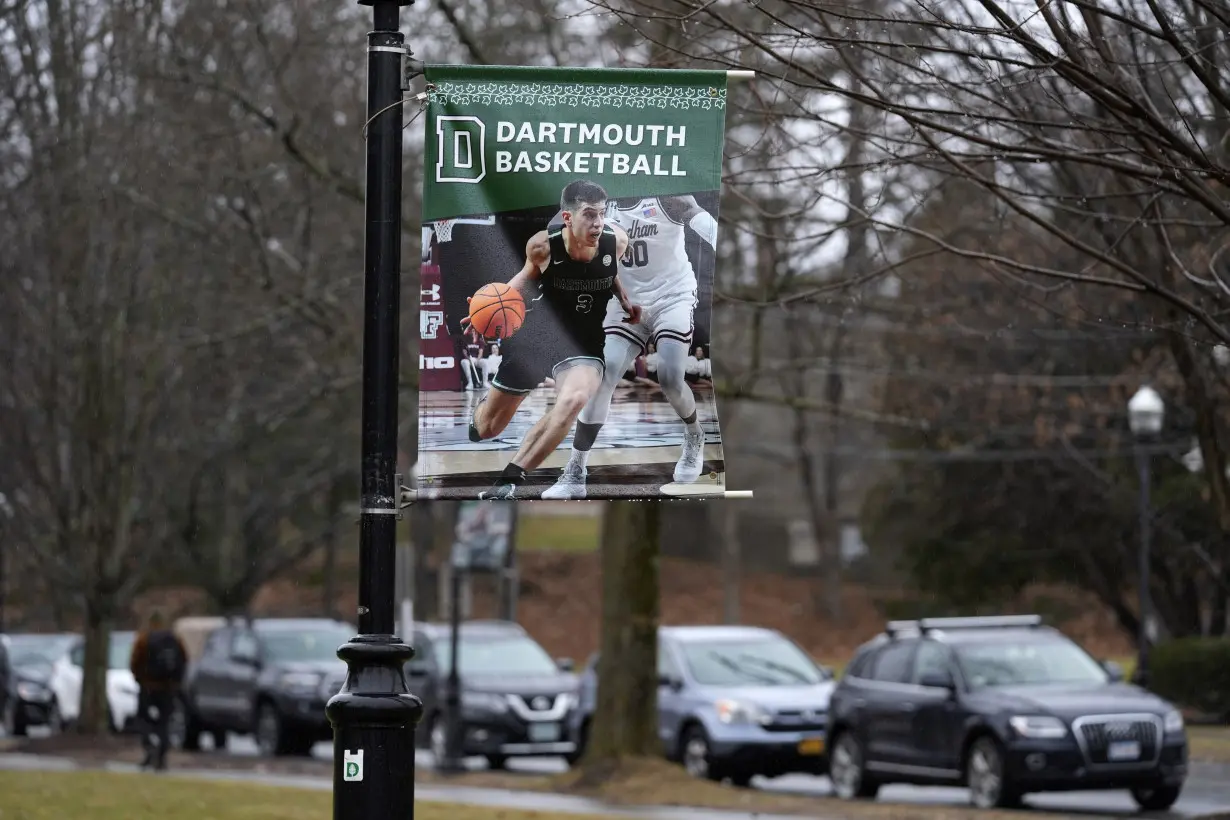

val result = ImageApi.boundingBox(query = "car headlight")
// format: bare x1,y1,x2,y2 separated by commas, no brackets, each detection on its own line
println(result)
715,699,770,726
1163,710,1184,733
280,671,324,693
16,681,51,702
461,692,508,713
558,692,579,710
1009,715,1068,739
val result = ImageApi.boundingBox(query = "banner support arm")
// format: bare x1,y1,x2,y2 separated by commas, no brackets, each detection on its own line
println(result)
726,70,756,81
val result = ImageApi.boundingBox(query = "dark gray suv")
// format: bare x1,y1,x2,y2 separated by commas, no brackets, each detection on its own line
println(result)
176,617,354,756
405,620,579,769
827,615,1188,811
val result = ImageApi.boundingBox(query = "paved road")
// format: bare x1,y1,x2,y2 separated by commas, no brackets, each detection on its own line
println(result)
220,737,1230,817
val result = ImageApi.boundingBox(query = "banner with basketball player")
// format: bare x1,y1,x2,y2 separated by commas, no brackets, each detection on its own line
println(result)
417,65,729,502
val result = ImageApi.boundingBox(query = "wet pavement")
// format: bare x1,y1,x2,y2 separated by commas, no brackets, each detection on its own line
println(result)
216,737,1230,818
5,733,1230,818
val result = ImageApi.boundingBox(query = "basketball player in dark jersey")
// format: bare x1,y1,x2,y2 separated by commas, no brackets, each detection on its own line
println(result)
464,180,640,500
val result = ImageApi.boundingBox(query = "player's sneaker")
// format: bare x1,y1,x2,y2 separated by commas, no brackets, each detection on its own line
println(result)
541,460,588,500
478,481,517,500
673,428,705,483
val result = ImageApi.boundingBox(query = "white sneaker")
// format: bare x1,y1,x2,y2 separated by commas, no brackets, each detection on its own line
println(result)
542,460,588,499
673,429,705,483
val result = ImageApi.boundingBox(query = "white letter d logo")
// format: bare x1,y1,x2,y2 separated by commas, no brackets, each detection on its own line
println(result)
436,116,486,184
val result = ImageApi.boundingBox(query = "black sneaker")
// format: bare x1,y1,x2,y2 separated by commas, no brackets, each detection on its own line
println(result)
478,482,517,500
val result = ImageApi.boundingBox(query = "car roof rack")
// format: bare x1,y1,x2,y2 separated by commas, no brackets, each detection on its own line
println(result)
885,614,1043,638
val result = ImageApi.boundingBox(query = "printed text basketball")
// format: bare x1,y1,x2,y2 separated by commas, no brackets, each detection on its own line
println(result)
469,282,525,340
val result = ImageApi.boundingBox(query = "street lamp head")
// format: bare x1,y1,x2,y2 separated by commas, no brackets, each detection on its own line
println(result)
1128,385,1165,436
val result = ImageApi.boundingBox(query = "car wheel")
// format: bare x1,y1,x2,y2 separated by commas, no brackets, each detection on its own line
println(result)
1,698,15,737
564,719,588,767
255,702,284,757
485,754,507,770
44,700,62,735
1131,785,1182,811
829,731,879,800
209,730,227,752
680,724,717,781
966,736,1020,809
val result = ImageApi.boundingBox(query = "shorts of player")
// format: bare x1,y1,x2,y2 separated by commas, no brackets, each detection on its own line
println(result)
603,294,696,354
490,324,606,396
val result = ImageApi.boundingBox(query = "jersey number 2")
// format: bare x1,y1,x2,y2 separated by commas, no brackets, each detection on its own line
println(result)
622,239,650,268
575,293,594,313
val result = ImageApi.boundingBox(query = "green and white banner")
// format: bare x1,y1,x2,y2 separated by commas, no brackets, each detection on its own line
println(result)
418,65,729,502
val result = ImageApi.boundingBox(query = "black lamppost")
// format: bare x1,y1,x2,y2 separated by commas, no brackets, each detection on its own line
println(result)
1127,384,1164,689
324,0,423,818
438,551,467,775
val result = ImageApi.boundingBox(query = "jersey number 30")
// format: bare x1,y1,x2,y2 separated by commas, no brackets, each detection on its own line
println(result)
622,240,650,268
575,293,594,313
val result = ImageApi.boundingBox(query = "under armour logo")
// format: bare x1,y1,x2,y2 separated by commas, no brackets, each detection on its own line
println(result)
421,284,441,303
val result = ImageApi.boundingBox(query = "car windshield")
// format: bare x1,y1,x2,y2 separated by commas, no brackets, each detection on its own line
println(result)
7,635,75,667
259,626,354,663
108,633,135,669
955,639,1109,688
432,633,558,677
680,636,826,687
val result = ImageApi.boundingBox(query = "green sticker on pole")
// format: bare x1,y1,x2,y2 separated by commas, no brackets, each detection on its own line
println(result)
343,749,364,782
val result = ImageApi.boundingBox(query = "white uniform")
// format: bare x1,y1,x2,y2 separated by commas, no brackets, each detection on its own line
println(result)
604,197,698,350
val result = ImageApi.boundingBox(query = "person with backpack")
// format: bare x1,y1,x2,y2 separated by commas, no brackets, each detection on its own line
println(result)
128,611,188,771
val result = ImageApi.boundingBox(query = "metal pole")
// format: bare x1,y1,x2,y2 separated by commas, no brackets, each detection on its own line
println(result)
500,504,519,622
326,1,422,818
1136,445,1153,689
438,561,466,773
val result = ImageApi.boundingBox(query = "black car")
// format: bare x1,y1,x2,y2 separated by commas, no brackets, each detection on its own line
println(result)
0,635,15,735
405,620,579,769
176,617,354,756
827,615,1188,811
1,633,70,736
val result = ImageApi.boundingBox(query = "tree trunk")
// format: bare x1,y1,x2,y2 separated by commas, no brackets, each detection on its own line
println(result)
76,601,114,735
586,500,661,764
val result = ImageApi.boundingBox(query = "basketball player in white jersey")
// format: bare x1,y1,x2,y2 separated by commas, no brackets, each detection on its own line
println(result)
543,194,719,499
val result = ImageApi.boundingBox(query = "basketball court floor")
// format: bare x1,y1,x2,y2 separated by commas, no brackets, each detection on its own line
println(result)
418,383,726,500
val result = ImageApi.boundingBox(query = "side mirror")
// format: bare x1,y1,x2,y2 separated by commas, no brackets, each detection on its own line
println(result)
1102,660,1125,683
919,671,956,691
657,674,682,691
556,657,575,673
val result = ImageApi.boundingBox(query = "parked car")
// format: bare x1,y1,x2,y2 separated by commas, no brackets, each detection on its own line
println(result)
176,617,353,756
0,635,18,735
405,619,579,770
1,634,72,732
568,625,836,786
62,632,141,732
826,615,1189,811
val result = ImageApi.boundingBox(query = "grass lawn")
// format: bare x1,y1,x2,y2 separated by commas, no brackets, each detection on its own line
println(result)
516,513,600,552
0,770,595,820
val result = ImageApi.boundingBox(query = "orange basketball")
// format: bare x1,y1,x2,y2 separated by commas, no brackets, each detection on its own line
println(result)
468,282,525,340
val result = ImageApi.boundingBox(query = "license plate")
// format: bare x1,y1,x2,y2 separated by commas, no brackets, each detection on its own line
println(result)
1108,740,1141,761
798,737,825,756
529,722,560,742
